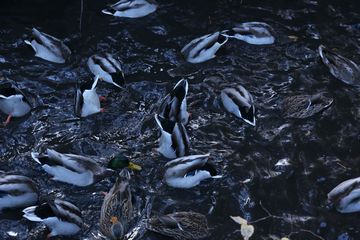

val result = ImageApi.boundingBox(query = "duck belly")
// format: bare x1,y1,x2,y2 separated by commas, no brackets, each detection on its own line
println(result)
31,40,65,63
81,90,101,117
115,3,157,18
45,217,81,237
0,192,38,211
0,96,31,117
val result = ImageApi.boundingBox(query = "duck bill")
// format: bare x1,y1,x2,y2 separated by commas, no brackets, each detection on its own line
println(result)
128,162,142,171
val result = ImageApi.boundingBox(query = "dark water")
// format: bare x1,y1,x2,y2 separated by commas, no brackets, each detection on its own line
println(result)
1,0,360,239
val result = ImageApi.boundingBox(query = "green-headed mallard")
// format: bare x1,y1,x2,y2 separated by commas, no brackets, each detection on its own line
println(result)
102,0,158,18
328,177,360,213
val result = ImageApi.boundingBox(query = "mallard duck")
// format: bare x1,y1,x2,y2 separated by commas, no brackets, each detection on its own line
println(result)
87,53,125,89
146,211,209,240
181,32,228,63
23,198,83,238
30,148,141,187
0,82,32,126
0,174,38,212
164,154,221,189
318,45,360,86
100,169,136,240
282,92,333,119
328,177,360,213
221,85,256,126
102,0,157,18
24,28,71,63
221,22,275,45
158,79,189,125
155,114,190,159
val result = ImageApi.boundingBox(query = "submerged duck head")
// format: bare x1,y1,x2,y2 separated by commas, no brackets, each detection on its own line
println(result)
328,177,360,213
108,154,142,171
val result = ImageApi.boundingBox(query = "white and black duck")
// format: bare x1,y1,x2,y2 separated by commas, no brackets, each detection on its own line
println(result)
0,174,38,212
23,198,83,238
87,53,125,89
164,154,221,189
102,0,157,18
31,148,141,187
221,85,256,126
155,114,190,159
181,32,228,63
328,177,360,213
24,28,71,63
318,45,360,87
0,82,32,126
221,22,275,45
158,79,189,125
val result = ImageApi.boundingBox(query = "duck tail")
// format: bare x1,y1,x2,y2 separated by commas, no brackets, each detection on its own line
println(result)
91,76,100,90
101,8,116,16
30,152,42,164
110,72,125,88
23,206,44,222
211,175,223,179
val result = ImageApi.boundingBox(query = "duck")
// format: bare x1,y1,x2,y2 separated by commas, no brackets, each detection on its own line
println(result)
155,114,190,159
221,22,275,45
328,177,360,213
181,32,228,63
318,45,360,86
158,79,189,125
0,82,32,126
24,28,71,63
282,92,333,119
75,76,104,117
100,169,137,239
23,198,83,238
221,85,256,126
102,0,157,18
87,53,125,89
146,211,209,240
30,148,141,187
164,154,221,189
0,174,38,212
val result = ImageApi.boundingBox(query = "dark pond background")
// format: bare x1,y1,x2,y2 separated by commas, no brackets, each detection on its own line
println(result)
0,0,360,239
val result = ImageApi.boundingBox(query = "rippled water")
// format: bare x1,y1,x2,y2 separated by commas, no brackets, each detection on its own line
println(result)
1,0,360,239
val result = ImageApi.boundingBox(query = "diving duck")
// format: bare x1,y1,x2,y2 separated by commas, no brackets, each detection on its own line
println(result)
181,32,228,63
155,114,190,159
146,211,209,240
102,0,158,18
328,177,360,213
318,45,360,86
282,92,333,119
164,154,221,189
0,82,32,126
158,79,189,125
23,198,83,238
221,85,256,126
221,22,275,45
87,53,125,89
0,174,38,212
75,76,104,117
30,148,141,187
100,169,138,239
24,28,71,63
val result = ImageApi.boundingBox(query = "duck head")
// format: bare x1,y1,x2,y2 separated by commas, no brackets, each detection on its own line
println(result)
108,154,142,171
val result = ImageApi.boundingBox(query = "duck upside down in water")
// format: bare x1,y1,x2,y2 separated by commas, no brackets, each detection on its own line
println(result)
328,177,360,213
102,0,158,18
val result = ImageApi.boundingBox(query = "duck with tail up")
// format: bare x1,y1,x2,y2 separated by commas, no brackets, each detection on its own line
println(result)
23,198,83,238
30,148,141,187
164,154,222,189
24,28,71,63
221,85,256,126
158,79,189,125
181,32,228,64
328,177,360,213
102,0,158,18
87,53,125,89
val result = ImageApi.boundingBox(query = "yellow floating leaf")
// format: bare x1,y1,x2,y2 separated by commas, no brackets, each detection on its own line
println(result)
241,224,254,240
230,216,248,225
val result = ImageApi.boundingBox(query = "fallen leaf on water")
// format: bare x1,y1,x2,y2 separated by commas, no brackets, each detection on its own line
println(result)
230,216,248,225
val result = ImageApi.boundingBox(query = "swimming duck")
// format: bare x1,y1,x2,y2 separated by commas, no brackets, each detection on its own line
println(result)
318,45,360,86
100,169,137,239
146,211,209,240
158,79,189,125
30,148,141,187
181,32,228,63
164,154,221,189
87,53,125,89
75,76,104,117
24,28,71,63
221,85,256,126
282,92,333,119
0,174,38,212
221,22,275,45
0,82,32,126
328,177,360,213
102,0,157,18
155,114,190,159
23,198,83,238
